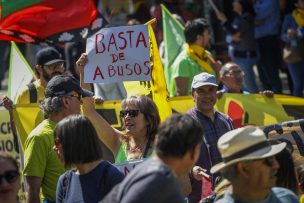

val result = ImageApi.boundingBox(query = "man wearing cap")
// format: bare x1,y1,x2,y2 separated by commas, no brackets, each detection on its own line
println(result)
1,47,67,148
211,126,299,202
17,46,67,104
187,72,234,203
23,75,93,203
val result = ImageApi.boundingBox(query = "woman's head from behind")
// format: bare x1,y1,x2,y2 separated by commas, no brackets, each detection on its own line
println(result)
0,152,20,203
54,115,104,168
121,95,160,140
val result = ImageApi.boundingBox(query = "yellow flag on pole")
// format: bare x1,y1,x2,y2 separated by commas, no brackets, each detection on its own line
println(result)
124,19,172,122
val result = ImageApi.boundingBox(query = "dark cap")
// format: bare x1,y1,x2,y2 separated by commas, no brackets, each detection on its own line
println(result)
36,47,64,66
45,75,94,98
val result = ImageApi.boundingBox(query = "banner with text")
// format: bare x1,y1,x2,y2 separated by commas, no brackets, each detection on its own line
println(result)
85,25,151,83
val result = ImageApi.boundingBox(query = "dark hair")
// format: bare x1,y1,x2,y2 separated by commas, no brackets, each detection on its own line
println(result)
184,18,209,44
155,113,203,158
121,95,160,140
0,152,19,171
237,0,255,16
54,115,104,167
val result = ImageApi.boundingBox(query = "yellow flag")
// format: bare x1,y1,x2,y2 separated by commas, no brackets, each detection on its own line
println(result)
124,20,172,122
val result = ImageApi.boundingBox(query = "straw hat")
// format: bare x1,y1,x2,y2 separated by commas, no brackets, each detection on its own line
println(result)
210,126,286,174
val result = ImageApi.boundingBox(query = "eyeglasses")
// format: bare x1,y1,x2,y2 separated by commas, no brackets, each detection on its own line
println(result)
68,94,81,101
44,62,65,71
0,170,19,184
120,109,140,118
225,69,244,76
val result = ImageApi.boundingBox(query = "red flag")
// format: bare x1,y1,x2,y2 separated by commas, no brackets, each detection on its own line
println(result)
0,0,108,43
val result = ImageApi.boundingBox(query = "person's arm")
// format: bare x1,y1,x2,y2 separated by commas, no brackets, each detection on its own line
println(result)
174,77,188,96
76,53,122,156
26,176,42,203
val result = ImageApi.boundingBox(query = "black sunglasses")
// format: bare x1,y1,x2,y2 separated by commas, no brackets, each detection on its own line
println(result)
0,170,19,184
120,109,140,118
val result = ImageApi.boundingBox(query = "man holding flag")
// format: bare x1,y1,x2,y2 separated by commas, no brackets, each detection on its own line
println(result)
169,18,221,97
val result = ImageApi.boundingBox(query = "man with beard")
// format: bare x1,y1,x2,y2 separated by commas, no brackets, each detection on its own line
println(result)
16,47,67,104
187,72,234,203
1,47,68,149
169,18,221,97
211,126,299,202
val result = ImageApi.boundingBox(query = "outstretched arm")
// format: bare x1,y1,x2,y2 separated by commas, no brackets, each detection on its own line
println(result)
77,53,123,156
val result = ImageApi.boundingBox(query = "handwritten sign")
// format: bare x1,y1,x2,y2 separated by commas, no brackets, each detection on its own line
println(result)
85,25,151,83
115,159,144,176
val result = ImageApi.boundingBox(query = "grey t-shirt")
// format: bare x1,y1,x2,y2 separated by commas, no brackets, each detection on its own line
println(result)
215,187,299,203
100,158,184,203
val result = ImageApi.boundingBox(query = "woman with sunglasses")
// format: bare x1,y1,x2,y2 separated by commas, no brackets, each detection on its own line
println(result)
0,152,20,203
77,54,160,163
54,115,124,203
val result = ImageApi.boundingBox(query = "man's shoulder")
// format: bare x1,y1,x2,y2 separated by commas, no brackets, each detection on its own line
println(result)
127,159,175,184
172,51,196,67
215,111,232,120
25,120,54,145
271,187,299,202
16,80,44,104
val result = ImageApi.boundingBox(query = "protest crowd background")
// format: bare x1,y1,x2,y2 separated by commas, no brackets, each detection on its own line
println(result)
1,0,304,203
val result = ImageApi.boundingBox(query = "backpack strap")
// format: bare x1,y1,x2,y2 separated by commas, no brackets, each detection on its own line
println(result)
60,170,73,202
27,83,37,103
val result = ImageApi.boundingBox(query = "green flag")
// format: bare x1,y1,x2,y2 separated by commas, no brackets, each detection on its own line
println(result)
161,4,185,86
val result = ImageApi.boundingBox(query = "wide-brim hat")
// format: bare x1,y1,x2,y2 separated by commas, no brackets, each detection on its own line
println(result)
210,126,286,174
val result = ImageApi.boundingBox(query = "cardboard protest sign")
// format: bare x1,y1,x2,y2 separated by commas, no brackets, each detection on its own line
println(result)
85,25,151,83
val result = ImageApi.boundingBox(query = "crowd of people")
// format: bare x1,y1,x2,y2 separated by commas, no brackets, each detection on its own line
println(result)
0,0,304,203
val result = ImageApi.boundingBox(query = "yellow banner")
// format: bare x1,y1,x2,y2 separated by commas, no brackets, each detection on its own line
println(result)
7,94,304,151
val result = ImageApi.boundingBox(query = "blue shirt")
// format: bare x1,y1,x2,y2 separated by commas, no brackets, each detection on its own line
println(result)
221,85,250,95
254,0,280,39
56,161,124,203
216,187,299,203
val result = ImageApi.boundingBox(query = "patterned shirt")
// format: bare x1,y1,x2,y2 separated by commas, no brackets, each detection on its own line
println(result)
187,108,234,172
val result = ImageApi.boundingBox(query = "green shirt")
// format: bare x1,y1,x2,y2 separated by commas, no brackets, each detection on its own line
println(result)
169,50,204,97
115,143,128,163
24,119,65,201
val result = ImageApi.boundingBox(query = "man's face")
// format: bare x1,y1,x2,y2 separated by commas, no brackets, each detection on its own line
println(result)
41,62,65,82
64,91,82,115
197,29,210,48
243,156,280,194
192,85,217,113
221,64,244,90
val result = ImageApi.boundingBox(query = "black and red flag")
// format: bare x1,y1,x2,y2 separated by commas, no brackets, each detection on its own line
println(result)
0,0,108,43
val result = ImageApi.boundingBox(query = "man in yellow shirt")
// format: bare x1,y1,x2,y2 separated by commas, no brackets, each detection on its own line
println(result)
16,47,65,104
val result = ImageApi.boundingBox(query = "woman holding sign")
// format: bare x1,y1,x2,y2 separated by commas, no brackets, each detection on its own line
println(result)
77,54,160,163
